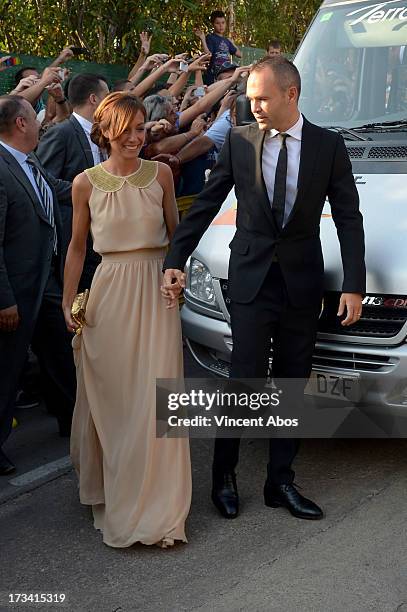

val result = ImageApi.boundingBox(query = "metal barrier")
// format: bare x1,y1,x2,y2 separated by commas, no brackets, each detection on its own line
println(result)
176,194,196,220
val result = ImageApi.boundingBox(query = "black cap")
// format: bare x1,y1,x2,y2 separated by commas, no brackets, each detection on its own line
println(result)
216,62,240,77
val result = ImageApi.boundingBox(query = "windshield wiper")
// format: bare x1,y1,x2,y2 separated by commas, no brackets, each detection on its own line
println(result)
325,126,371,141
352,119,407,131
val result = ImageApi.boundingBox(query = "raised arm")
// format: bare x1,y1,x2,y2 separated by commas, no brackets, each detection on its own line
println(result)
194,29,211,55
49,46,74,68
178,65,250,129
128,31,152,80
10,67,62,105
168,54,211,98
132,58,183,98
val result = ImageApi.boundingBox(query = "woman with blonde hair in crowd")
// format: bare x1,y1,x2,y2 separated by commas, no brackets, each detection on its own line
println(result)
62,92,191,548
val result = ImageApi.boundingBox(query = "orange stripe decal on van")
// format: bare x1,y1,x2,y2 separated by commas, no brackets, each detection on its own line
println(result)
212,208,237,225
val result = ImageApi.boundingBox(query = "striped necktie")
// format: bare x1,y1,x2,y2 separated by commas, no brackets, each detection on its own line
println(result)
27,159,58,254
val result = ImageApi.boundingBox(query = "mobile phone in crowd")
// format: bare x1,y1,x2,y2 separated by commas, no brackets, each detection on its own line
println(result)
195,86,205,97
179,61,189,73
70,46,89,56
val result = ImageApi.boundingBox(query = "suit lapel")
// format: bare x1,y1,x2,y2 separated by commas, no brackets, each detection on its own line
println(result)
0,145,50,225
69,115,95,167
285,117,322,225
249,124,280,234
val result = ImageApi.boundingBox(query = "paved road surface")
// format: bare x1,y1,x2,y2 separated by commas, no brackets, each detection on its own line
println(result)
1,349,406,612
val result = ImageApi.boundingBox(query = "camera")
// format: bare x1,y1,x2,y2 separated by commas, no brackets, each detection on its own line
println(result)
194,86,205,97
70,46,90,56
179,61,189,73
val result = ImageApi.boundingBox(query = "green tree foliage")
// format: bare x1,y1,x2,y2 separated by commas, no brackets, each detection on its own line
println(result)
0,0,322,63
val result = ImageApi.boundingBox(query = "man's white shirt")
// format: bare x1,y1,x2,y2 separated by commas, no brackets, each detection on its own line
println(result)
262,113,303,227
72,112,104,165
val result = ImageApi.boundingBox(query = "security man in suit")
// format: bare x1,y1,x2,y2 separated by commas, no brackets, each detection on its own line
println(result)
162,57,366,520
0,96,76,475
36,73,109,289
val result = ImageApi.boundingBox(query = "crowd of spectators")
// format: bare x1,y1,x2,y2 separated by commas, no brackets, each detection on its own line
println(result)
0,9,282,474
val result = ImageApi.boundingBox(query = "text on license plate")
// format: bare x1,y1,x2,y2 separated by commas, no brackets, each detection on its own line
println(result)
306,371,361,402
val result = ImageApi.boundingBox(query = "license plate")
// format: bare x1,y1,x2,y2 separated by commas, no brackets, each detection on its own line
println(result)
306,371,361,402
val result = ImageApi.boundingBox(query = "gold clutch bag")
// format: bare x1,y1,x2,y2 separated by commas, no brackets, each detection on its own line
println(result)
71,289,90,335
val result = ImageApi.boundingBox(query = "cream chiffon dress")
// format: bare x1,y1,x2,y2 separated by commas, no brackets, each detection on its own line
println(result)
70,160,191,548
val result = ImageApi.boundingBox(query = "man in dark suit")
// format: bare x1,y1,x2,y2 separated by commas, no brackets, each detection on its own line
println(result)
36,73,109,290
163,57,365,520
0,96,76,475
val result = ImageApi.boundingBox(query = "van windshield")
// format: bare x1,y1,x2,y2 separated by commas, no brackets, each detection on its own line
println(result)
294,1,407,128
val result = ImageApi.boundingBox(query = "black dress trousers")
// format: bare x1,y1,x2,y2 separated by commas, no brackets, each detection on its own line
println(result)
213,261,320,485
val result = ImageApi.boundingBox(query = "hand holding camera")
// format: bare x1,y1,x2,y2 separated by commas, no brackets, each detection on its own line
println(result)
188,53,211,73
41,66,64,88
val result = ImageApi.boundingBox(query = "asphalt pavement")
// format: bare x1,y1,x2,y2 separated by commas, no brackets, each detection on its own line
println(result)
1,348,406,612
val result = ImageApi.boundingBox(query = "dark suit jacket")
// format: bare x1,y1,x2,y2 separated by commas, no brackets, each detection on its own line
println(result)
0,144,71,314
36,115,100,288
163,117,366,308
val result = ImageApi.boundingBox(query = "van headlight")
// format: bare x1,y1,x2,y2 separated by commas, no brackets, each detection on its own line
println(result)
186,258,219,309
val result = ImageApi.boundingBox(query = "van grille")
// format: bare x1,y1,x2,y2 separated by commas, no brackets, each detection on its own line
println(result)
347,146,366,159
368,146,407,159
312,348,395,372
319,292,407,339
220,283,407,341
345,144,407,160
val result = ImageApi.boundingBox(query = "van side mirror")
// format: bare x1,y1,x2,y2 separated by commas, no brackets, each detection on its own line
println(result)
236,94,255,125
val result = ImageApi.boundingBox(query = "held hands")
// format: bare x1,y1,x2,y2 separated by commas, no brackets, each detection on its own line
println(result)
0,305,19,332
337,293,363,326
161,269,186,309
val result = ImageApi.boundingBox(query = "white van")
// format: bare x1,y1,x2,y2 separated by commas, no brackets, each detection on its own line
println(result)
181,0,407,414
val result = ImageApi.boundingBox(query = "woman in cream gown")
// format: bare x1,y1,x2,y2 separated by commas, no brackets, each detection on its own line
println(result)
62,92,191,548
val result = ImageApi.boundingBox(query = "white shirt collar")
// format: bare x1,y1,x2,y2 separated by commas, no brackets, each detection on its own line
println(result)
0,140,28,164
268,113,303,141
72,112,93,135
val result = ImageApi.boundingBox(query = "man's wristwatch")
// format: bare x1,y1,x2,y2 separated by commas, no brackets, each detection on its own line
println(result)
56,97,68,105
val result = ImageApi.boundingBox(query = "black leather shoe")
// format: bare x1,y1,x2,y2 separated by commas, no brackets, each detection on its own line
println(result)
264,483,323,520
212,471,239,519
0,449,16,476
